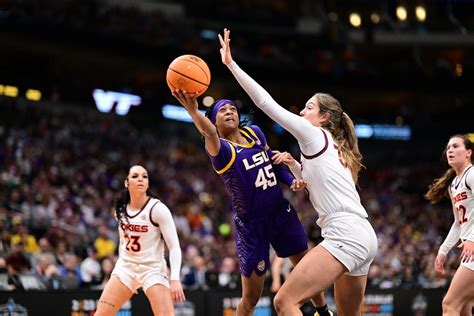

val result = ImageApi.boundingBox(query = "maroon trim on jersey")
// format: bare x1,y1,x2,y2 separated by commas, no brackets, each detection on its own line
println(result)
126,196,152,218
454,165,473,190
301,129,328,160
149,201,160,227
465,166,473,191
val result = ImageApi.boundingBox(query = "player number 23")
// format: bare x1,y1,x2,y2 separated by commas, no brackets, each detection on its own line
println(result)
125,235,141,252
255,165,277,190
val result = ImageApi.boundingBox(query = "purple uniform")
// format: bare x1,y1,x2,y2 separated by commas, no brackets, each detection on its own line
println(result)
209,125,308,277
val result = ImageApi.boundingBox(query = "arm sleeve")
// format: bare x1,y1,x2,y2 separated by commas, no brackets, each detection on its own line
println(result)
152,203,182,281
438,207,461,256
288,161,302,179
466,170,474,241
227,61,323,149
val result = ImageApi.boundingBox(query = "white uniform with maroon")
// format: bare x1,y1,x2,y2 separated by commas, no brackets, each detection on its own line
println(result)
112,197,182,293
440,164,474,270
227,61,378,275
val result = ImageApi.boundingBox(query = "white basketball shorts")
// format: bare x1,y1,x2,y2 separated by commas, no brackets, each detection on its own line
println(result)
320,216,378,276
111,258,170,294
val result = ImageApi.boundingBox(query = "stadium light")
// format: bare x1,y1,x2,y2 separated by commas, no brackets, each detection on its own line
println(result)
371,13,381,24
4,85,18,97
202,96,214,107
349,13,362,28
26,89,42,101
415,6,426,22
396,6,407,21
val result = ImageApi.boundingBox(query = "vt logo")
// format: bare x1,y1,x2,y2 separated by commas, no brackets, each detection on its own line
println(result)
93,89,142,116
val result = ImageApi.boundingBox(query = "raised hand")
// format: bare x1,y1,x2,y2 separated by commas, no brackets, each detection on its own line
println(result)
218,28,233,65
171,89,199,113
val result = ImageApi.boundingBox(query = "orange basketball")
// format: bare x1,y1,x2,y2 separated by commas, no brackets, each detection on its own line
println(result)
166,55,211,97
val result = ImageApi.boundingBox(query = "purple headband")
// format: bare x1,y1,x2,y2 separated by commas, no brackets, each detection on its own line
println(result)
210,99,236,124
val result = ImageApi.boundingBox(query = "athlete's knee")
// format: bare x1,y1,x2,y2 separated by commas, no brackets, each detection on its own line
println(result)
442,296,461,314
273,292,286,313
241,293,260,310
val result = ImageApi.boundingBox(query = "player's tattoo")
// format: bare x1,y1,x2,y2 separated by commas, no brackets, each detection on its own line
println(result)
99,300,115,307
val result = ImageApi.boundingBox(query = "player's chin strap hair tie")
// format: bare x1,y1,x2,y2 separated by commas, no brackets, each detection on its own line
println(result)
210,99,236,124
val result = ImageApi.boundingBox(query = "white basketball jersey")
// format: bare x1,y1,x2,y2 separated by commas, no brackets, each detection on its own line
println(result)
450,165,474,241
300,128,368,227
118,197,167,268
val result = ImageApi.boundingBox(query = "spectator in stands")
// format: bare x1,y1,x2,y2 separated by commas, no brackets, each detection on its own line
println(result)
59,253,83,290
80,247,101,288
182,255,208,290
0,215,11,255
94,257,115,290
5,242,30,290
11,224,39,254
30,237,57,268
94,224,116,260
31,254,60,289
54,240,72,266
218,256,239,289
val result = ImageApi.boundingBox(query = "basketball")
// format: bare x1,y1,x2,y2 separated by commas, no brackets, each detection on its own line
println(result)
166,54,211,97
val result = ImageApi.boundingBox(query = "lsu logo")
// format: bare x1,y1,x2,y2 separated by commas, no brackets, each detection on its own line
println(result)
242,151,270,170
257,260,265,272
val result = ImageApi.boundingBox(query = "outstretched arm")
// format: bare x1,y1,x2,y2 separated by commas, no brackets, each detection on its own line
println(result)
218,28,314,146
172,89,220,155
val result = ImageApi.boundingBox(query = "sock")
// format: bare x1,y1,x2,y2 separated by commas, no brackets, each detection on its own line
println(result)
315,304,330,316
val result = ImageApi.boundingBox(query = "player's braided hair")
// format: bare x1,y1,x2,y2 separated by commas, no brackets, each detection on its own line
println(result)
425,134,473,204
316,93,364,183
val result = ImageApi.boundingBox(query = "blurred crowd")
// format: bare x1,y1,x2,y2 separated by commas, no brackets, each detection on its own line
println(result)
0,97,461,293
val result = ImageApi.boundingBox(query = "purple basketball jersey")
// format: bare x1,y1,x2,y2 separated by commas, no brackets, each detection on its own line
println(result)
209,126,284,219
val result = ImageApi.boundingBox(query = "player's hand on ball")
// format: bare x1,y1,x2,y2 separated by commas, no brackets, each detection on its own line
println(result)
291,179,307,191
218,28,233,65
272,150,296,167
171,89,199,113
170,280,186,304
